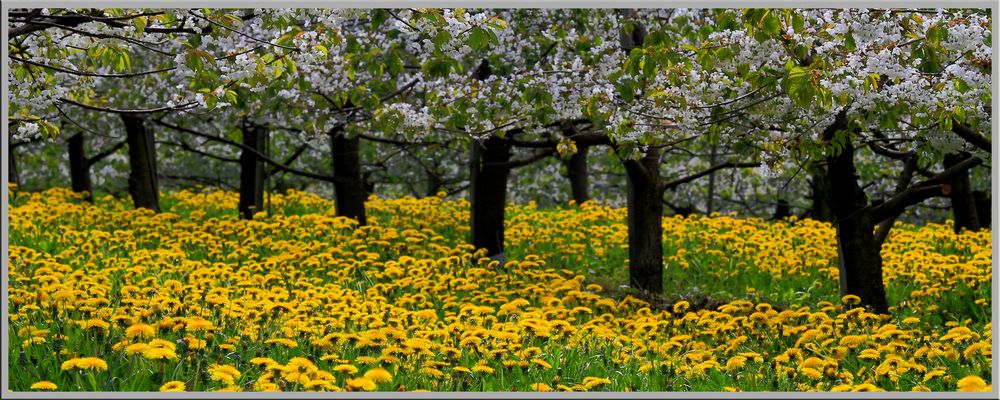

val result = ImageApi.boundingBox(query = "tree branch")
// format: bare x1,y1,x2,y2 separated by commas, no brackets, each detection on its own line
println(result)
59,97,198,114
357,133,444,147
153,119,342,184
507,148,557,169
268,143,310,178
157,140,239,163
11,55,177,78
662,161,760,190
874,154,918,246
952,121,992,153
86,141,126,165
871,155,983,222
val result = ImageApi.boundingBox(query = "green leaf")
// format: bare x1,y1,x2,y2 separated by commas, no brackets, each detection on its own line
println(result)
761,13,781,37
468,27,490,51
844,32,856,51
133,16,147,35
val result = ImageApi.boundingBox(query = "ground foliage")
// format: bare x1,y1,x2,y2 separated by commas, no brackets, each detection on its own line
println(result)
6,186,992,392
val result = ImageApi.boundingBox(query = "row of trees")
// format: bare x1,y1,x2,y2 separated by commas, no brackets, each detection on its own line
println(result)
8,8,993,313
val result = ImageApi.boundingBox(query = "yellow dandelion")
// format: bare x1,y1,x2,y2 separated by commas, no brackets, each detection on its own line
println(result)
851,383,884,392
582,376,612,389
346,377,376,391
250,357,277,367
125,323,156,339
124,343,149,355
333,364,359,375
799,367,823,380
61,357,108,371
859,349,880,360
363,367,392,383
841,294,861,305
31,381,57,390
957,375,988,392
142,347,178,360
472,365,495,374
207,364,241,386
159,381,185,392
264,338,298,348
532,383,552,392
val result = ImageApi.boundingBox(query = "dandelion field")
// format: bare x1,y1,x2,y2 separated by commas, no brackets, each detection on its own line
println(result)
6,187,993,392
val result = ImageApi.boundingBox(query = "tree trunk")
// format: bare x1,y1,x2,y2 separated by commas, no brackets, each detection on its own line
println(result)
564,145,590,204
238,124,267,220
122,115,160,212
469,137,511,258
944,152,980,233
973,190,991,229
425,168,443,197
809,171,834,222
822,113,888,313
706,142,718,214
67,132,93,202
772,198,790,220
624,149,664,294
8,144,20,187
330,132,367,225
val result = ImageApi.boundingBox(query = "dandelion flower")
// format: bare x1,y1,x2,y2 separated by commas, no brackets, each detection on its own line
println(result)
159,381,185,392
333,364,359,375
841,294,861,305
471,365,495,374
851,383,884,392
31,381,57,390
346,377,376,391
532,383,552,392
799,367,823,380
957,375,988,392
582,377,612,389
364,368,393,383
207,364,241,385
125,323,156,339
124,343,149,355
61,357,108,371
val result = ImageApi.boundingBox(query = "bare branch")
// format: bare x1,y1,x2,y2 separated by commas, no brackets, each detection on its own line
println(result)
87,141,127,165
153,118,343,184
662,161,760,190
871,155,983,222
59,97,198,114
11,55,175,78
951,121,992,153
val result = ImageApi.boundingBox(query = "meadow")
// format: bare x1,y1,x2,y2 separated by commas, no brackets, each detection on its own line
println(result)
6,186,993,392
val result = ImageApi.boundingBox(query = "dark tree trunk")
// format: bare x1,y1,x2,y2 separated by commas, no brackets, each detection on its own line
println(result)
772,198,790,220
122,115,160,212
425,168,443,198
706,143,718,214
822,113,888,314
973,190,991,229
238,124,267,220
623,149,664,294
564,145,590,204
8,144,20,187
469,137,511,258
944,152,980,233
809,172,834,222
330,132,367,225
67,132,93,202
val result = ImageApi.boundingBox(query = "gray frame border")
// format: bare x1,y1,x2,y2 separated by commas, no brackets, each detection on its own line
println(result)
1,1,997,399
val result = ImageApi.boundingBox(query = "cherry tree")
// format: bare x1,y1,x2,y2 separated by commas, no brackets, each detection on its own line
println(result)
632,8,991,311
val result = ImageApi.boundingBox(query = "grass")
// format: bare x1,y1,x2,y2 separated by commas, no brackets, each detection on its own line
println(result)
6,186,993,392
